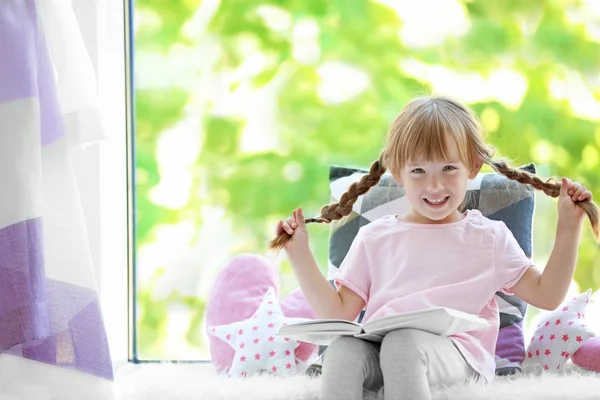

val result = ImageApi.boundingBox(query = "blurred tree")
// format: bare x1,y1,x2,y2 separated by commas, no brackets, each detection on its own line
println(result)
133,0,600,360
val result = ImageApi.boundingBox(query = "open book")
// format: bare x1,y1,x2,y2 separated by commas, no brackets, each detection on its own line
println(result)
277,307,490,345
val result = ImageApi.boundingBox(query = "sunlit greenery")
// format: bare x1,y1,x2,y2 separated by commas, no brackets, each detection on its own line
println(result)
133,0,600,360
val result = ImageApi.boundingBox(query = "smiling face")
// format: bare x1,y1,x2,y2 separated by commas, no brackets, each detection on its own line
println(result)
396,135,479,224
384,97,488,224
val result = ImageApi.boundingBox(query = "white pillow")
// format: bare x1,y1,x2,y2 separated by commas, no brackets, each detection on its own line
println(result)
208,286,301,378
522,289,595,372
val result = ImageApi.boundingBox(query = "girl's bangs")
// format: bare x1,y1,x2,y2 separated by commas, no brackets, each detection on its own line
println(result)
399,115,472,167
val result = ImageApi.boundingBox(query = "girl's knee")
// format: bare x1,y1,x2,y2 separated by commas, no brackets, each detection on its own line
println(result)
380,329,428,364
324,337,374,366
326,337,361,359
322,337,383,393
382,328,427,348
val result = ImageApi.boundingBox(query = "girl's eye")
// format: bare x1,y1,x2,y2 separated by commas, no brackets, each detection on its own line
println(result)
411,168,425,173
443,165,457,171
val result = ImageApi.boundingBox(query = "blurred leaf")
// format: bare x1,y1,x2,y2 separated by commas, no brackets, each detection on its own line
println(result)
136,270,169,360
136,0,201,52
202,116,244,157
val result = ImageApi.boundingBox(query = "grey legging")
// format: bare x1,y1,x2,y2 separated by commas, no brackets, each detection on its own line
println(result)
320,328,478,400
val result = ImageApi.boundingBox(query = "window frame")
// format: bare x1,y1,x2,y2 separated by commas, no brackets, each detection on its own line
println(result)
89,0,132,364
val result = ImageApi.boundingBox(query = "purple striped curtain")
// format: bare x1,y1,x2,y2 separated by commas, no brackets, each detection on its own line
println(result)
0,0,114,398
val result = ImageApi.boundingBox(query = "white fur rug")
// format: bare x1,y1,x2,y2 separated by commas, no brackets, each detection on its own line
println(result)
115,362,600,400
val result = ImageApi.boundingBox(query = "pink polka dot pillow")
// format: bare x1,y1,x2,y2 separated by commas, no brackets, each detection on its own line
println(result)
205,254,280,374
522,290,595,372
572,336,600,372
205,254,319,375
279,287,319,363
209,287,301,378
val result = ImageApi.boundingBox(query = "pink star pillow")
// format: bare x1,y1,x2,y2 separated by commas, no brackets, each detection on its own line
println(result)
205,254,319,375
208,286,300,378
522,289,595,372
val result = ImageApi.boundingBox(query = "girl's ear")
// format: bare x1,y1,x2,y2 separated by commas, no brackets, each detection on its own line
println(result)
469,162,483,180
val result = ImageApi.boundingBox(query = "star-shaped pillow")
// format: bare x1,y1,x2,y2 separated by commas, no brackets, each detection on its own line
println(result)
208,286,300,378
522,289,595,372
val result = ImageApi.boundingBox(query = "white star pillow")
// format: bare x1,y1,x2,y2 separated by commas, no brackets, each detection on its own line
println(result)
208,286,300,378
522,289,595,372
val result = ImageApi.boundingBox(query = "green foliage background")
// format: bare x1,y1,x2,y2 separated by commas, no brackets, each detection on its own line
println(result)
133,0,600,360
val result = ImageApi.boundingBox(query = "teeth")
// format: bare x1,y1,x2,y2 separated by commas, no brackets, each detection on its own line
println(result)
426,198,446,204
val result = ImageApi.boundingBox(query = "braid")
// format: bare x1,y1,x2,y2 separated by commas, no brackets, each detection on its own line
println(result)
487,159,600,243
268,155,387,251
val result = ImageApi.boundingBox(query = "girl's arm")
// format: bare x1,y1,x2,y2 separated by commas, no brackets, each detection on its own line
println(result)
512,178,592,310
277,207,366,320
287,249,366,320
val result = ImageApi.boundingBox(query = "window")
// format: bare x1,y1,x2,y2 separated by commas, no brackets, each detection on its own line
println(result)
96,1,600,363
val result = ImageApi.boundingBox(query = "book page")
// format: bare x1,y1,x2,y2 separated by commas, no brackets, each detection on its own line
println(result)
278,319,362,335
363,307,489,337
353,332,384,343
277,330,359,346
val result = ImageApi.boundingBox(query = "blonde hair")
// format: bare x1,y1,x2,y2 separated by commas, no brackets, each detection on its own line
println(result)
269,96,599,250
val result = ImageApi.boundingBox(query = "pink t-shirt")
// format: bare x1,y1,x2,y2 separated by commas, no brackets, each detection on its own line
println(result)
333,209,533,383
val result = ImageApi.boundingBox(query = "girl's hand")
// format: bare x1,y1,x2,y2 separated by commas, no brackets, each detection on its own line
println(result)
275,207,310,254
557,177,593,229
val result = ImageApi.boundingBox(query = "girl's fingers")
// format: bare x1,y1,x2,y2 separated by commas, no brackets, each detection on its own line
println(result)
287,215,297,229
570,181,582,201
560,178,570,198
578,189,592,201
281,221,294,235
572,184,585,201
277,220,291,235
297,207,306,228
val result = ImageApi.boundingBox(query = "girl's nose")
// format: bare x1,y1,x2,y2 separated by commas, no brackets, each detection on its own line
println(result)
426,176,444,192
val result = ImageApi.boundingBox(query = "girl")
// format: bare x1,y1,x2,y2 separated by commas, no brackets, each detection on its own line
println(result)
270,96,599,400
